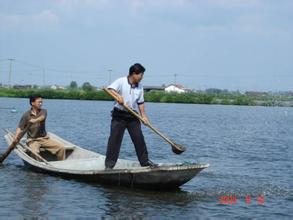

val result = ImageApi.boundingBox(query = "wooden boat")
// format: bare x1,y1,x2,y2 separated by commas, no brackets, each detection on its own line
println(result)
4,130,209,190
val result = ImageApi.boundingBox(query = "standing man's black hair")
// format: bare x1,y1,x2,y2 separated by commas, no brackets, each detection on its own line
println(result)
29,95,42,106
129,63,145,75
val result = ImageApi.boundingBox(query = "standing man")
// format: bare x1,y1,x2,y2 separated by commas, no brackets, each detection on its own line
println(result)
105,63,156,169
14,95,66,161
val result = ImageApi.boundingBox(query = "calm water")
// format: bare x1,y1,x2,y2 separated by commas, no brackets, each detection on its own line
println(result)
0,97,292,219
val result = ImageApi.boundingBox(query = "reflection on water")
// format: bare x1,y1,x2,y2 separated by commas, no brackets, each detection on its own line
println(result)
0,98,292,219
19,170,48,218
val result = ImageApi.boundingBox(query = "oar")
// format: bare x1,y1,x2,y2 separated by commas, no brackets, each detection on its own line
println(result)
103,88,186,154
17,141,51,165
0,125,30,163
0,107,17,112
0,107,14,109
5,129,52,166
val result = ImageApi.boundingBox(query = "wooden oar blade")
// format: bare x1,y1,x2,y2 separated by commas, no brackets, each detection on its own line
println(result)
171,144,186,154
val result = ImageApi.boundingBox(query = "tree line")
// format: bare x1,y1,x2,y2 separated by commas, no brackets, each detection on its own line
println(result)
0,81,292,107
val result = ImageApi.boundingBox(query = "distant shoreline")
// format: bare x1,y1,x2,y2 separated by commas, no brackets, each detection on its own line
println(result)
0,88,292,107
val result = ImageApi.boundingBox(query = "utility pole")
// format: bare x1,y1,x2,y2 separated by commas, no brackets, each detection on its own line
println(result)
0,61,1,87
42,68,46,87
108,69,112,85
174,73,177,85
8,58,15,88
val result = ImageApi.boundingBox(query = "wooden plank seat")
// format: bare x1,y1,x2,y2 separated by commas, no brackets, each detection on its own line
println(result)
23,145,76,161
39,145,75,152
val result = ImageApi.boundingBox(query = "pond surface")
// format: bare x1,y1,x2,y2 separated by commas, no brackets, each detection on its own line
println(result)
0,97,292,219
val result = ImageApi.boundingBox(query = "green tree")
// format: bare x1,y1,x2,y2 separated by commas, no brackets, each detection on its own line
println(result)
69,81,78,89
82,82,95,92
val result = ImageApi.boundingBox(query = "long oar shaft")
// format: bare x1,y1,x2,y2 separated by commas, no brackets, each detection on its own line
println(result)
122,102,175,146
18,141,50,165
103,88,179,148
3,129,51,165
0,141,18,163
0,126,29,163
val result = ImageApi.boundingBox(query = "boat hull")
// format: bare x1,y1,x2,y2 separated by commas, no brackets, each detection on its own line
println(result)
23,160,205,189
4,130,209,190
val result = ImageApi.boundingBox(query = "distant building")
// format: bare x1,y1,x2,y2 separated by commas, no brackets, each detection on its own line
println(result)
245,91,268,96
50,85,65,90
277,91,293,96
144,86,165,92
165,84,189,93
13,84,33,89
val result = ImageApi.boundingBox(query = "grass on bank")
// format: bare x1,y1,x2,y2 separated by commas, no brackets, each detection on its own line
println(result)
0,88,292,107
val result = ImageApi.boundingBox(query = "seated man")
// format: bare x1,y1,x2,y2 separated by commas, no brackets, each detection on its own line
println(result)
14,95,65,161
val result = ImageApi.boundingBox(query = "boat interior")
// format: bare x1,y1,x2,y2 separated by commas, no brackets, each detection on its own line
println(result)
4,130,148,171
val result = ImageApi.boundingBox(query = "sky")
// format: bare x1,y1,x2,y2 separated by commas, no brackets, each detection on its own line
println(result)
0,0,292,91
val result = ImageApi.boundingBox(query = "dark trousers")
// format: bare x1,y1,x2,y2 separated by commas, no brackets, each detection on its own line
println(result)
105,109,149,168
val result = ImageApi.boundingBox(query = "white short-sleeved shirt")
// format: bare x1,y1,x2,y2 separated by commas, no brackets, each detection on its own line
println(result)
108,76,144,112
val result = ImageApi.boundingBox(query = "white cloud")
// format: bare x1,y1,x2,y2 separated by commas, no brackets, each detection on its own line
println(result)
233,13,292,37
126,0,190,11
206,0,260,8
53,0,190,13
56,0,109,10
0,10,59,30
34,10,59,25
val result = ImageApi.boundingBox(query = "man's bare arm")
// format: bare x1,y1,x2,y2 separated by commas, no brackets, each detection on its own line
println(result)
29,115,45,124
14,127,23,142
107,88,124,105
138,103,150,125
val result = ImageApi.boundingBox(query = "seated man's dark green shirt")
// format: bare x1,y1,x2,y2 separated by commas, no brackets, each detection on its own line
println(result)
18,109,47,139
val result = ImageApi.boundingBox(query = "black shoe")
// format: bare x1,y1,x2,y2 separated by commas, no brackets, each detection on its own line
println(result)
105,167,113,171
145,160,159,168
